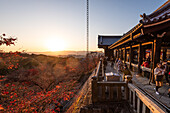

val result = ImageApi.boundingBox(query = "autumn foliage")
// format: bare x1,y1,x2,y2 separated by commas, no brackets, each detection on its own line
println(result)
0,35,100,112
0,34,17,46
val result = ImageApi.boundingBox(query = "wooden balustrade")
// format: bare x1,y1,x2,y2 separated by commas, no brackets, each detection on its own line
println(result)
91,60,168,113
95,60,104,81
128,83,167,113
92,76,128,103
91,76,167,113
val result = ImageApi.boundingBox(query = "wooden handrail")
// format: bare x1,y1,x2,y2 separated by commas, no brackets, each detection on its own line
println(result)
128,83,166,113
131,63,138,68
97,81,126,86
95,60,101,77
140,66,152,72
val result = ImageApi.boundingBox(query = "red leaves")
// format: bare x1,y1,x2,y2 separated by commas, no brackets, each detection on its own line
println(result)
5,84,9,87
2,91,9,95
56,85,60,89
0,34,17,46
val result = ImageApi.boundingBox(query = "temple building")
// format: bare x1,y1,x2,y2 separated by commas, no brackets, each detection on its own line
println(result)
100,1,170,82
98,35,121,58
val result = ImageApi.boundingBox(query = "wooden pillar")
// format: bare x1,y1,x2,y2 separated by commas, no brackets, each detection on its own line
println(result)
137,98,143,113
124,47,127,62
129,45,133,69
138,43,143,75
92,76,98,103
151,38,162,83
112,49,114,58
163,48,167,61
121,48,123,60
118,49,120,58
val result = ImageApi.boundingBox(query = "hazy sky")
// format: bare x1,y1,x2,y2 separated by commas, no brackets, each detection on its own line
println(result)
0,0,167,52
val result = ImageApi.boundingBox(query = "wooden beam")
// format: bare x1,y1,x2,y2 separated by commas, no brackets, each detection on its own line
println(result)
110,38,131,49
132,44,139,48
133,33,142,39
126,46,130,49
130,33,133,40
97,81,126,86
142,42,153,46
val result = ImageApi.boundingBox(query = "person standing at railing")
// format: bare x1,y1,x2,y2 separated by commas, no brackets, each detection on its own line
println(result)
154,63,165,95
111,57,114,67
141,60,150,68
162,61,170,86
122,64,132,82
117,58,123,72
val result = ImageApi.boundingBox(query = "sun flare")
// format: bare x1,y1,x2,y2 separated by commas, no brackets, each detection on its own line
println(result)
46,38,66,51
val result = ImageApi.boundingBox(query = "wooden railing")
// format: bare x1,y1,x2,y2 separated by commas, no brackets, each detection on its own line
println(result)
91,61,168,113
140,66,152,72
92,76,129,103
95,59,104,81
128,83,167,113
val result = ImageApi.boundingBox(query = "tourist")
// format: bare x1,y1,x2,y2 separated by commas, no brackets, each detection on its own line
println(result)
154,63,165,95
141,60,150,68
146,56,151,65
117,58,123,72
162,61,169,86
111,57,114,67
115,58,118,63
122,64,132,82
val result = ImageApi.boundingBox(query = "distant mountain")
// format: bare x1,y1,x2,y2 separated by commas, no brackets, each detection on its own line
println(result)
29,51,103,57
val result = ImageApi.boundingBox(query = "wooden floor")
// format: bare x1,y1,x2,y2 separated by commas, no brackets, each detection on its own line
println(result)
132,73,170,109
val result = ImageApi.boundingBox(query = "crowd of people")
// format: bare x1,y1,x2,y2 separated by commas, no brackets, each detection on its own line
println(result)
103,56,170,97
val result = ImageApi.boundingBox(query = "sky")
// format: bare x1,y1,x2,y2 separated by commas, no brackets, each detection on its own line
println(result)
0,0,167,52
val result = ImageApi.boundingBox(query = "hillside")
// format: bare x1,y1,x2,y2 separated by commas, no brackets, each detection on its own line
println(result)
0,52,100,112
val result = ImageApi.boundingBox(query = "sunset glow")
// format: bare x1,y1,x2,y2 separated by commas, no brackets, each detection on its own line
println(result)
46,38,66,51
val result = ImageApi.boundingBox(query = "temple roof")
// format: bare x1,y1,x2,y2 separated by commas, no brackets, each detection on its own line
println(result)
98,35,121,48
109,1,170,49
140,1,170,25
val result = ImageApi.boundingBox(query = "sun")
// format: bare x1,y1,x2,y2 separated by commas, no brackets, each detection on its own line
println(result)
46,38,66,51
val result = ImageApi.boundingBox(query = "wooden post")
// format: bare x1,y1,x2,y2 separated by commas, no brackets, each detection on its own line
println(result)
92,76,98,103
142,103,150,113
102,85,105,101
109,86,114,100
151,38,162,83
117,86,121,101
137,98,143,113
137,43,143,75
129,45,133,69
118,49,120,58
163,48,167,61
129,90,132,104
116,49,118,58
124,47,127,63
121,48,123,60
125,83,129,100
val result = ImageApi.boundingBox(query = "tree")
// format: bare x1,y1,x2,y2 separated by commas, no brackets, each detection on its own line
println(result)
0,34,17,46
